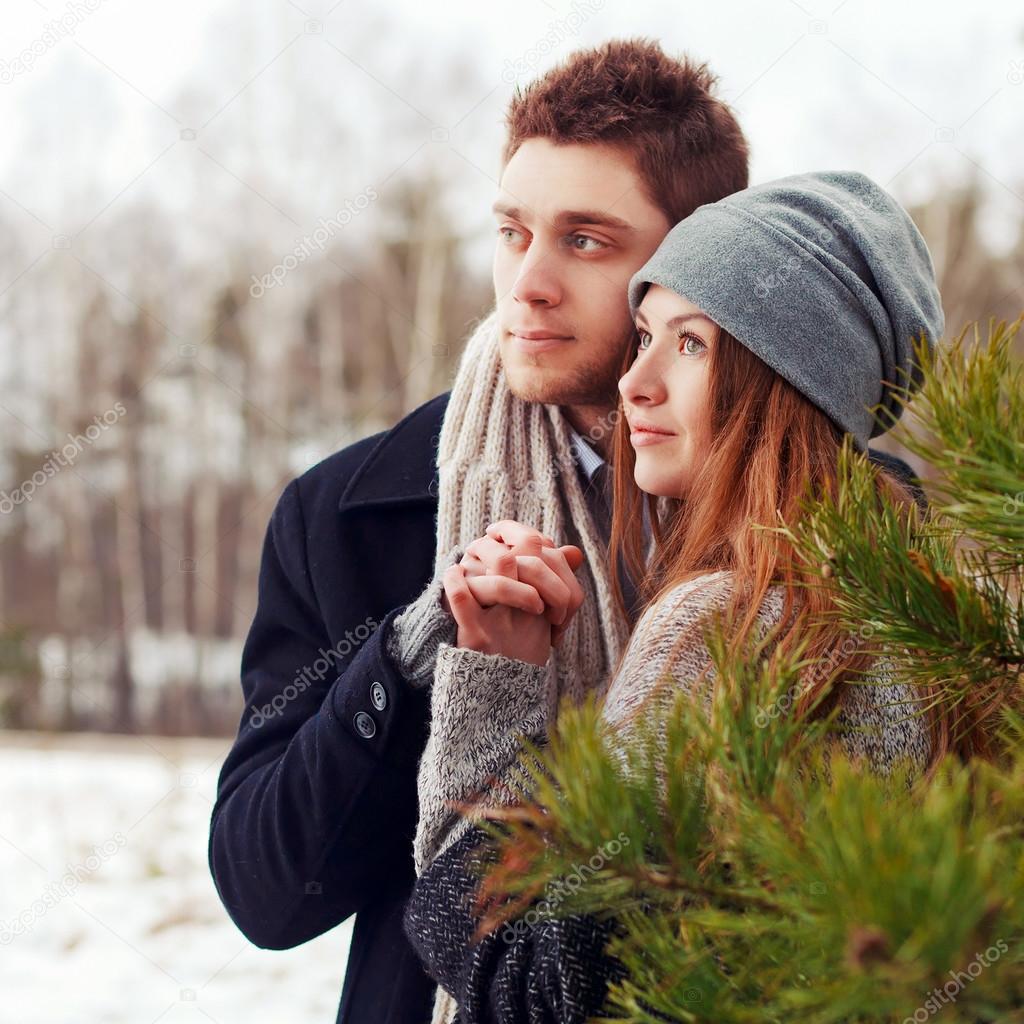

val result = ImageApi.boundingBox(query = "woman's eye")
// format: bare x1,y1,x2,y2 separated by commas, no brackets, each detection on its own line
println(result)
680,333,707,356
636,330,652,351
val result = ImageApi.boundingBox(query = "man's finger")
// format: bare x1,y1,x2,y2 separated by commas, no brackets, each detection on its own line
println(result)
529,546,586,618
558,544,585,572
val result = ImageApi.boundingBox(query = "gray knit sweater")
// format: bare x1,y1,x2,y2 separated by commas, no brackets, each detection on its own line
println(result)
415,568,933,877
412,570,933,1023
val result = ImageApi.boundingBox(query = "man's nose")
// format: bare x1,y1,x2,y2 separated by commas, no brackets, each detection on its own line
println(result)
511,242,561,306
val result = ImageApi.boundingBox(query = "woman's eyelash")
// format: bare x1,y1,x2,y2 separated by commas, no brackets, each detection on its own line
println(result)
678,331,706,350
634,327,707,354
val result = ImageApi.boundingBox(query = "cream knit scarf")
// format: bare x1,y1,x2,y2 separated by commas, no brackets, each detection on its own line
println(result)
433,306,630,722
427,307,630,1024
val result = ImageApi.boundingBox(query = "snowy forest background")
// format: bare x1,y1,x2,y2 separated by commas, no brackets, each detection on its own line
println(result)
1,1,1022,739
0,3,1021,1022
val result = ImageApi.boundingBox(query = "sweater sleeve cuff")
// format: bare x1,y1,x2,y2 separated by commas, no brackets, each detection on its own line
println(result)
431,642,549,749
386,546,462,687
413,643,550,876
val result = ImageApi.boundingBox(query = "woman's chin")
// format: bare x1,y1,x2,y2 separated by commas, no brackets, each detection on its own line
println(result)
633,464,682,499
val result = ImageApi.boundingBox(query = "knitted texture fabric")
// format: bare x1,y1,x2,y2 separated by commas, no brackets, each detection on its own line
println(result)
410,571,934,1023
599,570,933,784
405,826,630,1024
403,306,630,1024
414,643,548,877
429,306,630,725
386,545,463,687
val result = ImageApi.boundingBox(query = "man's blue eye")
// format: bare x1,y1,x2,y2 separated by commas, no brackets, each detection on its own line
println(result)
567,234,605,252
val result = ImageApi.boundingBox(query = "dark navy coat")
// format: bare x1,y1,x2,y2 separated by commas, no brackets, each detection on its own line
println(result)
209,392,450,1024
208,387,922,1024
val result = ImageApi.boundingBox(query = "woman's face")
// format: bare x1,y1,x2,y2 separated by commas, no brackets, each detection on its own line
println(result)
617,285,717,498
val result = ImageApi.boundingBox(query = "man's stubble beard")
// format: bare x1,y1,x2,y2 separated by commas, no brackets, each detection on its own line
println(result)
500,330,630,410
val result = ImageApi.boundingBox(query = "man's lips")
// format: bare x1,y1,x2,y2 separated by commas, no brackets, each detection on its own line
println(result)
508,329,574,354
511,328,573,340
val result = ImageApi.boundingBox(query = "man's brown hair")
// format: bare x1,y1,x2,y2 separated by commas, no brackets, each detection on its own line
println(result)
502,38,749,223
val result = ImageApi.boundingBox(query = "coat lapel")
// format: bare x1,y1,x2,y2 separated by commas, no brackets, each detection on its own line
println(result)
337,392,448,513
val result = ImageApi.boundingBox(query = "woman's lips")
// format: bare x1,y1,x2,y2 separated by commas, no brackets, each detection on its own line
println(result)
630,427,677,447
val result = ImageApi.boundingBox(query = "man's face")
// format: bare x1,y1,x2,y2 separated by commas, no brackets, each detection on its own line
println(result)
492,139,673,410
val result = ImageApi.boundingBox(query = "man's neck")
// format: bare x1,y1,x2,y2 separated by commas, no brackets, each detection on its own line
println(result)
563,403,617,460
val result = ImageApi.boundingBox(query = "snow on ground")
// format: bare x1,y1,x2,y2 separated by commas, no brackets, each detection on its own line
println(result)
0,731,353,1024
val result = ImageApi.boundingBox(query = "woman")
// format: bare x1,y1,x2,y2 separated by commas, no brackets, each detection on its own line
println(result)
402,171,961,1024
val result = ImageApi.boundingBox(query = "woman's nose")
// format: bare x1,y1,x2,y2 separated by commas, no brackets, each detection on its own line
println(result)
619,354,665,406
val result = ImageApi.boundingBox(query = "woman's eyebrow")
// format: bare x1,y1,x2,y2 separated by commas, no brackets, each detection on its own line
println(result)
665,313,715,329
634,312,715,329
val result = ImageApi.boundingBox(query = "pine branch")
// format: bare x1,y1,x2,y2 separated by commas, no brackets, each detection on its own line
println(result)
452,316,1024,1022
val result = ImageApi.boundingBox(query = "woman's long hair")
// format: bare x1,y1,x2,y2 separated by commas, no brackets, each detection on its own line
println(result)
607,324,998,774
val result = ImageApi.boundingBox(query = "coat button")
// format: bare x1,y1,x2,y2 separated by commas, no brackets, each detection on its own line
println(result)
353,711,376,738
370,681,387,711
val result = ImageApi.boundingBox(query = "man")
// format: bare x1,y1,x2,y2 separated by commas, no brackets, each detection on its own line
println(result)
208,38,916,1023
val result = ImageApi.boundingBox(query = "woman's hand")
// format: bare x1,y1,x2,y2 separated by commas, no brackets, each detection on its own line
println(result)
480,521,585,646
443,563,554,666
443,520,587,664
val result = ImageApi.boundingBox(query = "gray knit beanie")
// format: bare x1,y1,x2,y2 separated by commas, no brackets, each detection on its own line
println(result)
627,171,944,449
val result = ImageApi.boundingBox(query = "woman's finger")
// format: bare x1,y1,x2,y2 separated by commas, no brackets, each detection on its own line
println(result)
512,555,573,625
463,536,518,579
466,575,545,616
485,520,556,551
443,564,484,638
458,552,487,579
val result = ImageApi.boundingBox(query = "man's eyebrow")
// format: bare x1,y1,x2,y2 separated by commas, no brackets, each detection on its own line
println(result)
491,201,635,232
562,209,636,232
491,201,525,223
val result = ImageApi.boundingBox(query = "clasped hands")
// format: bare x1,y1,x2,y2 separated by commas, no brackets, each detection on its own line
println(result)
441,520,586,667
